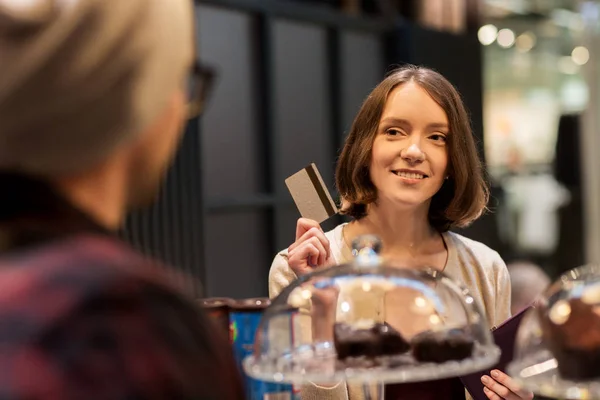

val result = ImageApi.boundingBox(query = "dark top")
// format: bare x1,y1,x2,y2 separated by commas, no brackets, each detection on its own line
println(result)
0,172,245,400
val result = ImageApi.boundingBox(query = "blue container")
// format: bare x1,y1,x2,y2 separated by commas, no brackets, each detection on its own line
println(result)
230,298,297,400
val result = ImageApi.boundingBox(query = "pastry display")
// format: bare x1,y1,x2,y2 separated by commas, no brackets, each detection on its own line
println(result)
244,235,499,386
540,289,600,380
333,320,410,360
507,267,600,400
411,328,475,363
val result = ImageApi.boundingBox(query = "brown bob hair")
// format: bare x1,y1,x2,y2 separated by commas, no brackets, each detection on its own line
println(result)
335,65,488,232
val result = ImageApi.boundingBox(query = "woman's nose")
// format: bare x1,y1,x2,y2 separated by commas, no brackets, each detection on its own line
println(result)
401,143,425,162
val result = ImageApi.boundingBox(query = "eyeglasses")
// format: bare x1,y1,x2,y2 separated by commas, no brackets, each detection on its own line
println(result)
186,62,216,119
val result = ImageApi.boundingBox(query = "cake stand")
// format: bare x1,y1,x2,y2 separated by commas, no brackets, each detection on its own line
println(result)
244,344,500,399
508,351,600,400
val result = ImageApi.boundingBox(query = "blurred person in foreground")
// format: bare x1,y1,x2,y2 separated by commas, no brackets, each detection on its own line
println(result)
507,261,551,315
0,0,243,399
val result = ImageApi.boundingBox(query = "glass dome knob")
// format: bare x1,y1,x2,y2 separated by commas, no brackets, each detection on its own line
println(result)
351,234,382,265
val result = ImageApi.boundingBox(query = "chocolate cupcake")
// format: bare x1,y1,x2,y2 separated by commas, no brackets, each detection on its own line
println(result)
334,321,410,360
411,328,474,363
541,295,600,381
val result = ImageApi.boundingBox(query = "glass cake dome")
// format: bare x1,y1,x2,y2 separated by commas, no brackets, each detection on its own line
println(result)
508,264,600,399
244,235,500,387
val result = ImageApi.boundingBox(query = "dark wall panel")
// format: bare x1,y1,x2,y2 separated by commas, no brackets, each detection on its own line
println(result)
340,31,384,142
272,20,334,189
198,6,264,198
205,211,270,298
271,20,335,252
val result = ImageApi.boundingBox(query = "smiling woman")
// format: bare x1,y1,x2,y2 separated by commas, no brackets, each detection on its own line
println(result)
370,82,451,219
269,65,527,400
336,65,487,231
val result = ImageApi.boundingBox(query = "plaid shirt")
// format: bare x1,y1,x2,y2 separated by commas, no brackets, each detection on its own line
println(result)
0,174,245,400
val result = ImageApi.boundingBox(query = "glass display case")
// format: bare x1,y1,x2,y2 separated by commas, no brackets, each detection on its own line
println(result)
508,264,600,399
244,235,501,399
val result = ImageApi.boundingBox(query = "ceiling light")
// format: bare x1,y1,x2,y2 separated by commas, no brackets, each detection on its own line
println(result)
515,31,536,53
478,24,498,46
497,29,516,48
572,46,590,66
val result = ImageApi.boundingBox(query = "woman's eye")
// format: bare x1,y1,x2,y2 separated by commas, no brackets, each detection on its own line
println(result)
386,128,403,136
430,134,447,143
